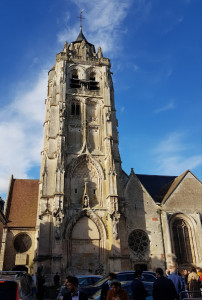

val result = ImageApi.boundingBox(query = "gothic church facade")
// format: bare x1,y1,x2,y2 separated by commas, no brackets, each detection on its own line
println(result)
0,30,202,278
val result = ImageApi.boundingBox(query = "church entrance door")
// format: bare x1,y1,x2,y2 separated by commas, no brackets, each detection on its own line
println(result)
70,216,100,274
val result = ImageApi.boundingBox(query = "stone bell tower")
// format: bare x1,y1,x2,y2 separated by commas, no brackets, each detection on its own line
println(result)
36,27,129,276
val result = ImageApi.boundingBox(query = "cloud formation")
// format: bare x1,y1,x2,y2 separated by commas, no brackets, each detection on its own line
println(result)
58,0,133,54
153,132,202,175
154,101,175,114
0,70,47,194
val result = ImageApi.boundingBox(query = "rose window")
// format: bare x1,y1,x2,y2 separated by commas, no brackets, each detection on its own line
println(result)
14,233,32,253
128,230,149,253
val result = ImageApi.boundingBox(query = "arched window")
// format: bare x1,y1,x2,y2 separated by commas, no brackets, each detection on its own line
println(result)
71,103,80,116
128,230,149,254
89,72,99,90
90,72,96,81
70,69,81,88
72,69,78,79
172,218,193,264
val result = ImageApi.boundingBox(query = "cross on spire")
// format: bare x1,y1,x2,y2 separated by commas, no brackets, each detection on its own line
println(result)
78,9,85,30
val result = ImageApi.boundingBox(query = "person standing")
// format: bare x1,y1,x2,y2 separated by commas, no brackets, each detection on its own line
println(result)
37,274,45,300
106,281,129,300
165,269,171,277
182,269,189,290
31,273,37,299
131,270,147,300
168,268,184,299
188,267,201,298
54,272,60,286
63,276,88,300
196,267,202,279
57,276,71,300
152,268,177,300
100,272,117,300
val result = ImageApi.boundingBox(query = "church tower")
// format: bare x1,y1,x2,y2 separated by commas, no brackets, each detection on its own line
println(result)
36,27,129,275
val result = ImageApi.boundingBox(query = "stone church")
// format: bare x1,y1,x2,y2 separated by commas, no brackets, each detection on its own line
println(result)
0,28,201,278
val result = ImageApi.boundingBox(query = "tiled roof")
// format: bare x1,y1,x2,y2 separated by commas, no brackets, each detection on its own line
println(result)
7,179,39,227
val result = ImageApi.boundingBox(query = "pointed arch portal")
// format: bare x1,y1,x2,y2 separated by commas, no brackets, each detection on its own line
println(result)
68,216,101,273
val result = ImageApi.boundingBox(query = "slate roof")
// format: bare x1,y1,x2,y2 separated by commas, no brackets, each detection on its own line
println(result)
6,179,39,228
73,28,95,50
136,174,177,203
76,28,88,42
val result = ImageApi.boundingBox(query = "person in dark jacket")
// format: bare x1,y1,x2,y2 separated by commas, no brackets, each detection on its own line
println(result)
63,276,88,300
57,276,71,300
37,274,45,300
100,272,117,300
131,270,147,300
152,268,177,300
54,272,60,286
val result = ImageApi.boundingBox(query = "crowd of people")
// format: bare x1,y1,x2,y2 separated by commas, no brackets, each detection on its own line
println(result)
32,265,202,299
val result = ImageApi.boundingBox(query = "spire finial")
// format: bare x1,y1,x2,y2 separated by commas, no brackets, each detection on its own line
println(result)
79,9,85,30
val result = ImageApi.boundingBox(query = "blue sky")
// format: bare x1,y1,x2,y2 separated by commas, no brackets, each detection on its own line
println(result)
0,0,201,197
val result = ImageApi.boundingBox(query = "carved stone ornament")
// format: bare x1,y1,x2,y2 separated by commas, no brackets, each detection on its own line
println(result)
110,211,120,240
53,208,64,240
106,108,111,121
39,199,52,220
64,209,107,240
54,226,61,240
82,181,90,208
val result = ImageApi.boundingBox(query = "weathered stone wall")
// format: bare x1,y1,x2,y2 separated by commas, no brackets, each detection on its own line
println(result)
124,171,165,271
3,229,36,272
163,173,202,269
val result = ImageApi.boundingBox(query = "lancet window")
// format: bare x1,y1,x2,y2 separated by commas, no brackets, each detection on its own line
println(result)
172,218,193,264
70,69,81,88
89,72,99,90
71,103,80,116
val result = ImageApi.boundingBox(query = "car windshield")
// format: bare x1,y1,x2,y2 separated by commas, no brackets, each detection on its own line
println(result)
93,275,108,287
89,288,101,300
142,273,156,283
78,278,91,286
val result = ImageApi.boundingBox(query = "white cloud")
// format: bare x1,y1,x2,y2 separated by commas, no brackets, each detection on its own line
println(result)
58,0,133,55
153,132,202,175
154,101,175,114
0,70,47,194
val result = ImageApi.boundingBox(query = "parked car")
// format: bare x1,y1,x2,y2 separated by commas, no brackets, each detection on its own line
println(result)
89,280,153,300
79,271,156,296
78,275,102,287
0,271,32,300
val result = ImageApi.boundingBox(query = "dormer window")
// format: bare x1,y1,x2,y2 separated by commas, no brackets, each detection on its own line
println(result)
70,70,81,88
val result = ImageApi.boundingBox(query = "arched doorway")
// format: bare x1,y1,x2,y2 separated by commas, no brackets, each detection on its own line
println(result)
70,216,101,274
